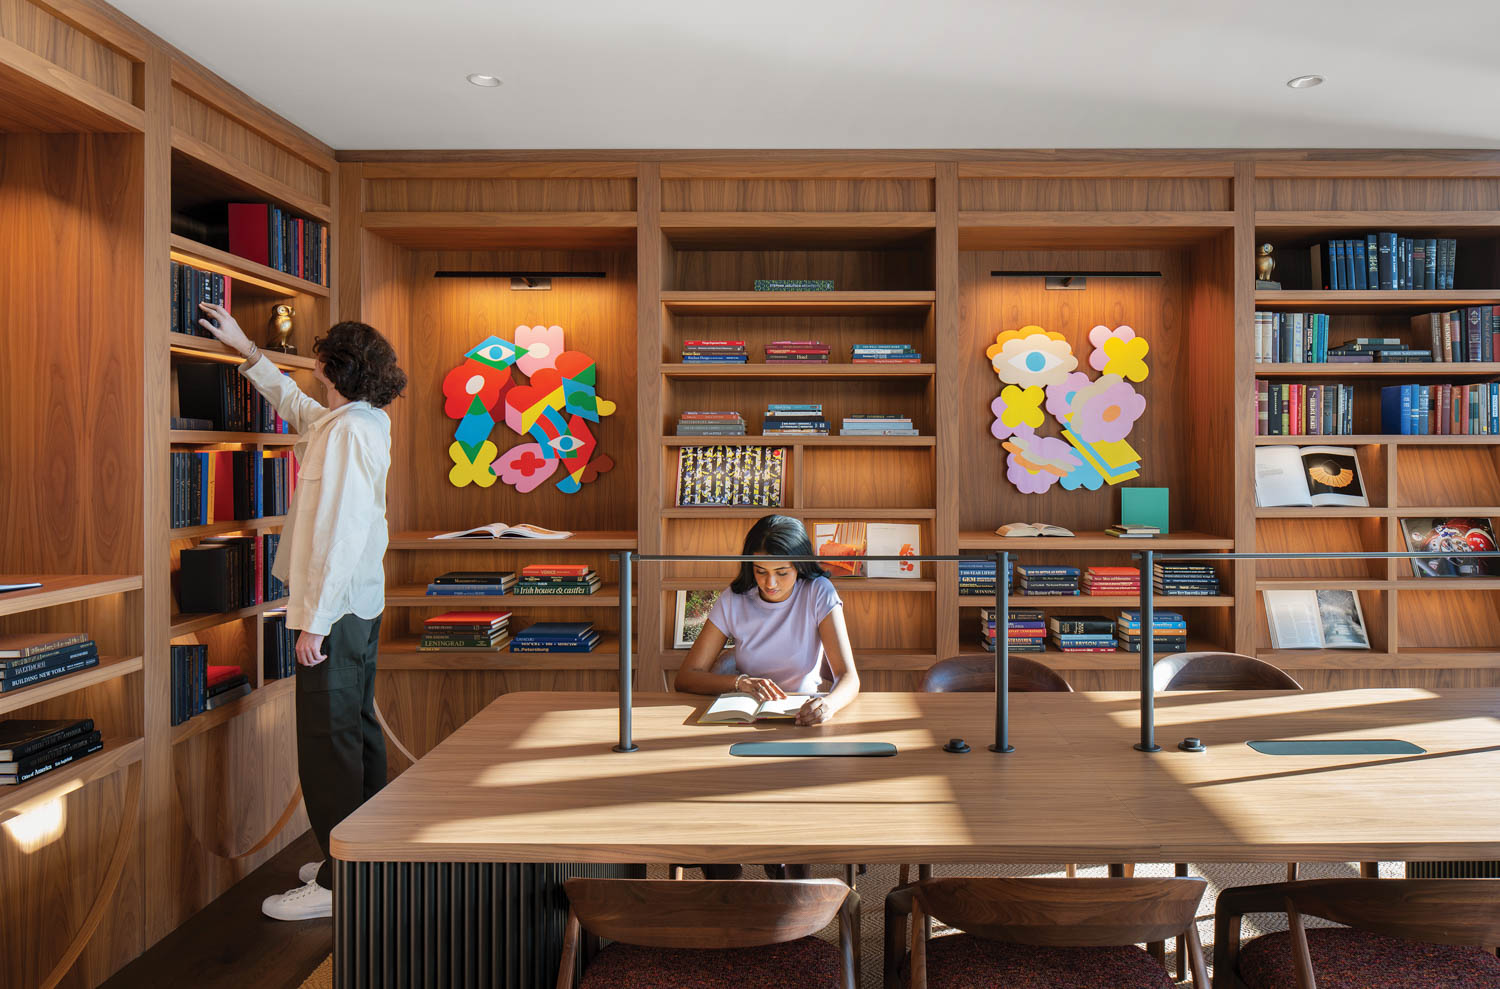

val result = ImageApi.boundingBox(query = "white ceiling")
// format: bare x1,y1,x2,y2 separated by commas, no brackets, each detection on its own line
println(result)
114,0,1500,151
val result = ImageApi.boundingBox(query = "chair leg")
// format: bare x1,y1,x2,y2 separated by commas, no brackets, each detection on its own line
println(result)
918,864,933,881
898,865,910,887
1174,863,1189,982
1064,863,1076,878
1108,863,1134,878
671,865,684,880
1148,939,1165,966
1360,861,1380,878
843,864,857,889
1286,861,1298,882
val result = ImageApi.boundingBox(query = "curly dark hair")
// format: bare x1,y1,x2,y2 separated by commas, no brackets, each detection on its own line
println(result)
313,321,407,408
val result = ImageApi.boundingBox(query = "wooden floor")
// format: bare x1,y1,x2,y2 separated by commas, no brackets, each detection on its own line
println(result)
100,829,331,989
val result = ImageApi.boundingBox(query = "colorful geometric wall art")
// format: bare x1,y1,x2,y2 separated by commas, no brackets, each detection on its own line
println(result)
442,325,616,492
989,324,1149,494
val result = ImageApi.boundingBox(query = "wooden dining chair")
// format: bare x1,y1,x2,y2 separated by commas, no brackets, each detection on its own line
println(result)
883,876,1208,989
558,877,858,989
1214,878,1500,988
899,656,1075,887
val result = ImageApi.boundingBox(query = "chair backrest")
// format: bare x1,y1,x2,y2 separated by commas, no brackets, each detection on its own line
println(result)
912,877,1206,947
919,655,1073,693
1153,652,1302,691
563,878,849,949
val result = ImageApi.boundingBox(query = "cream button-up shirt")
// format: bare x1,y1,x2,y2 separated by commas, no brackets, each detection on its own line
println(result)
241,356,391,636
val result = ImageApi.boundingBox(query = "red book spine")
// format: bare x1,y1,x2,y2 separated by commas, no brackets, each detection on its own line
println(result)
520,565,591,576
227,204,270,266
212,451,235,523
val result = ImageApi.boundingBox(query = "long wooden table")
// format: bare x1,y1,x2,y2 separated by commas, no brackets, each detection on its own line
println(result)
329,689,1500,987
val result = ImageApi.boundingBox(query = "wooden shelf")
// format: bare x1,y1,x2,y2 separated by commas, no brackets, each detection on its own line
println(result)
170,598,289,637
660,290,935,315
662,578,936,593
0,656,143,717
957,595,1235,608
379,634,622,671
660,211,934,248
659,508,937,520
171,676,294,746
958,210,1234,250
1258,579,1393,591
1395,578,1500,591
168,333,315,370
169,234,329,298
388,531,636,551
171,132,330,222
0,737,145,819
169,430,298,445
0,575,142,617
660,363,934,380
957,640,1226,672
1251,648,1500,669
958,530,1233,551
170,516,286,540
665,436,933,448
385,586,622,608
1255,362,1500,377
1257,507,1500,518
0,36,147,133
1255,211,1500,237
1254,290,1500,312
362,210,636,249
1254,435,1500,446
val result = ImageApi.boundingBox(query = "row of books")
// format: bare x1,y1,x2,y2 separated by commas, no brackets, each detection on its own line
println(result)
0,718,103,786
1255,383,1357,436
1411,308,1499,363
0,633,100,695
681,340,747,363
170,260,231,338
981,609,1189,653
676,411,746,436
227,202,329,286
170,645,252,726
1255,317,1436,365
170,449,296,527
422,566,601,596
763,404,828,436
419,611,510,652
177,534,285,614
1381,383,1500,436
851,344,921,363
840,414,916,436
766,340,830,364
1308,235,1457,291
960,562,1221,597
1153,564,1221,596
753,280,833,291
177,362,292,434
264,611,295,680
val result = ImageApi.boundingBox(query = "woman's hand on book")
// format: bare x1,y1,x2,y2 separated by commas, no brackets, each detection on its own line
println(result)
737,676,786,703
795,696,831,726
197,302,256,357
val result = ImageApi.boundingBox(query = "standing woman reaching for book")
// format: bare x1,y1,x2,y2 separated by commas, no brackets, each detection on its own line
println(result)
196,301,407,921
676,514,860,726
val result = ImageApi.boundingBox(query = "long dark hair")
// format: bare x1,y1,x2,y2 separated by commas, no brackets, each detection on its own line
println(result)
729,515,829,594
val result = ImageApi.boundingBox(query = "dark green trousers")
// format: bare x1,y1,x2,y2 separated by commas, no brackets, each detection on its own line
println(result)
295,612,385,889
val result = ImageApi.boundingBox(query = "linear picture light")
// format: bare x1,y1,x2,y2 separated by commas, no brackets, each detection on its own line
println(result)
433,270,608,291
990,270,1164,290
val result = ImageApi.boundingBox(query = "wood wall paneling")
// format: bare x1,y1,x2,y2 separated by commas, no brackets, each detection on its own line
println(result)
170,85,329,206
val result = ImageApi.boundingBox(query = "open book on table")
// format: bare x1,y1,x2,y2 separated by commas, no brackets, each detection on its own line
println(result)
430,523,573,540
697,692,811,725
995,522,1074,537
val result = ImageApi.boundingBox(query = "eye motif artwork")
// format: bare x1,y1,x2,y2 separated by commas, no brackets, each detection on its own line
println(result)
987,324,1149,494
442,325,616,492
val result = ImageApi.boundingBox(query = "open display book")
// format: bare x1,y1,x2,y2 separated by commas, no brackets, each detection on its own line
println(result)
1253,446,1368,508
1263,589,1370,649
429,522,573,540
995,522,1074,537
697,692,811,725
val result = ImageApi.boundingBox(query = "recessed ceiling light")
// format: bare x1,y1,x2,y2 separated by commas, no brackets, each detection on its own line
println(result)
466,73,503,88
1286,74,1325,89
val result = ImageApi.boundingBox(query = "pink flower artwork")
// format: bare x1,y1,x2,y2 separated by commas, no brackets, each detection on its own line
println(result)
1088,324,1136,373
1001,429,1082,495
496,442,558,493
1069,374,1146,444
1045,371,1094,419
515,325,564,377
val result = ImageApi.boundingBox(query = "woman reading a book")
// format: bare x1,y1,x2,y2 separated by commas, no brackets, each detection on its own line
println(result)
676,514,861,726
196,301,406,922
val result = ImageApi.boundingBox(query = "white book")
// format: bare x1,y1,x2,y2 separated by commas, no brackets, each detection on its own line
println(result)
1264,589,1370,650
1253,446,1368,508
866,523,922,579
697,692,810,725
429,522,573,540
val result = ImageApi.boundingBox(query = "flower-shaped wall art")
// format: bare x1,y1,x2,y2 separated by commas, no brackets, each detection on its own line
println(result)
989,324,1149,493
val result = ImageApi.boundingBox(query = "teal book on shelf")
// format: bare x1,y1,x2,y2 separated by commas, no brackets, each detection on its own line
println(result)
1120,487,1169,534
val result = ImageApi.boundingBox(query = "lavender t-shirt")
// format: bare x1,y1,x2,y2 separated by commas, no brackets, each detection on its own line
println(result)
706,576,843,694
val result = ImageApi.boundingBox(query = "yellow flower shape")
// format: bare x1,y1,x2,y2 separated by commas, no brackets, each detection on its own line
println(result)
1101,334,1150,382
997,385,1045,430
448,440,499,488
986,326,1078,387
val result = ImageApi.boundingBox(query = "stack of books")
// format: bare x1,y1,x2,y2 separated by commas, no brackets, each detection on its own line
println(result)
509,622,601,653
263,609,295,681
980,607,1045,653
1330,339,1430,363
1153,563,1221,596
1106,523,1160,538
958,558,1007,596
765,340,830,364
0,633,100,695
681,340,747,363
170,644,207,725
420,611,511,652
763,404,829,436
1048,614,1119,653
205,665,251,710
754,279,833,291
425,571,516,596
676,411,746,436
851,343,921,364
1015,565,1080,596
839,414,917,436
1082,566,1140,596
1116,609,1188,653
514,564,601,595
0,718,104,786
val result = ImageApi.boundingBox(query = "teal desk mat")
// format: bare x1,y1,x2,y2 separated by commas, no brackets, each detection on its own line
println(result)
729,741,897,757
1248,739,1425,756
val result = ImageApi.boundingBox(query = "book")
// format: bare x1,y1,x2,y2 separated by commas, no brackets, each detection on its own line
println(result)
429,523,572,540
1253,446,1368,508
753,280,833,291
431,571,517,586
675,445,786,508
696,692,810,724
0,718,93,761
1263,589,1370,650
0,645,99,689
1105,524,1160,538
865,523,921,579
812,522,867,578
1119,487,1169,535
0,632,89,661
1401,518,1497,578
994,522,1074,538
0,731,104,784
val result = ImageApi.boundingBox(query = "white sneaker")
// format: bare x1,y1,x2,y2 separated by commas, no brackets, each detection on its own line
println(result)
261,879,332,921
298,860,324,884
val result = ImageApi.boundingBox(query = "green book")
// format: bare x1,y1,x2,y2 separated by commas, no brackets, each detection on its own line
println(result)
1120,487,1169,535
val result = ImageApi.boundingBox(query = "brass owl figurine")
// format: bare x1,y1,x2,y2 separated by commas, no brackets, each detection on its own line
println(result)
1256,243,1276,283
268,304,296,352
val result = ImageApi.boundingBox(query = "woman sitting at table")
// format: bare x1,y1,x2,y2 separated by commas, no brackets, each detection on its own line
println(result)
676,514,861,726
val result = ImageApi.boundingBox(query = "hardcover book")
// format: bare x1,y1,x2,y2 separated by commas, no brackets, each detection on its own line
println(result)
1401,518,1497,578
1253,446,1368,508
1264,589,1370,650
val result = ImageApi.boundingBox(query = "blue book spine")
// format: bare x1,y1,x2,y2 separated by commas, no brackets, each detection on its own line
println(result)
1418,385,1430,435
1395,237,1406,290
1342,240,1357,290
1380,386,1404,434
1332,241,1345,290
1492,383,1498,435
1365,235,1379,289
1424,238,1438,290
1352,240,1368,290
1377,233,1397,289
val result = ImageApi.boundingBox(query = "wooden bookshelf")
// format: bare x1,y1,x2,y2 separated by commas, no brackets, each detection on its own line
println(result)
659,362,936,379
385,586,623,608
168,332,316,370
379,633,622,671
169,598,290,637
388,531,637,551
957,595,1235,608
169,676,294,746
1253,362,1500,376
1253,434,1500,446
1255,290,1500,312
0,737,146,818
660,290,936,315
169,233,330,298
168,429,299,445
169,515,287,539
0,655,144,717
957,531,1233,551
0,575,143,617
666,435,934,447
